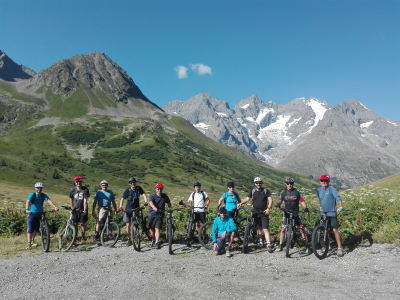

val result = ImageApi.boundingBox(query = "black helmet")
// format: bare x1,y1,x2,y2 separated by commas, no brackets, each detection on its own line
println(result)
285,177,295,184
193,181,201,187
227,181,235,188
128,177,136,183
219,207,227,214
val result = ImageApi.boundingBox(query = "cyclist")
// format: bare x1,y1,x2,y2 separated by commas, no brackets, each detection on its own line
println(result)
181,181,210,235
212,207,236,257
147,182,171,249
275,177,311,254
317,174,344,257
69,176,89,241
92,180,117,240
25,182,58,249
119,177,148,245
218,181,241,218
239,177,274,253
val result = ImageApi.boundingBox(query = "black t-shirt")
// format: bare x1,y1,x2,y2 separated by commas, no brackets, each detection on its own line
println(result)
247,188,272,210
69,186,90,211
280,188,302,212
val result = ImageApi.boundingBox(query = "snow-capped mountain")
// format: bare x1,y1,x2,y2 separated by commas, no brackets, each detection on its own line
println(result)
164,94,400,188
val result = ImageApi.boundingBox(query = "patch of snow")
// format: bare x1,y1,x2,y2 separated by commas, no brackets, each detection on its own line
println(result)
216,112,228,117
256,108,274,124
305,98,328,134
287,117,301,127
387,120,398,126
360,102,368,110
241,104,250,109
246,117,256,122
194,122,210,129
257,114,291,143
360,121,374,128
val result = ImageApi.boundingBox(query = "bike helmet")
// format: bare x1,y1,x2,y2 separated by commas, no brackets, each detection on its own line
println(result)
219,207,227,214
100,180,108,185
155,182,164,189
285,177,295,184
128,177,136,183
34,182,43,188
74,176,82,182
227,181,235,188
319,174,330,182
193,181,201,187
254,177,262,183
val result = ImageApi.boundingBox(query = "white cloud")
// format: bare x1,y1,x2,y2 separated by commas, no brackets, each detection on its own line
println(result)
190,63,212,76
174,65,188,79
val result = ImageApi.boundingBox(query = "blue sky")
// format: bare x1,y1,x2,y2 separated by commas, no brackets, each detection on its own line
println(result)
2,0,399,119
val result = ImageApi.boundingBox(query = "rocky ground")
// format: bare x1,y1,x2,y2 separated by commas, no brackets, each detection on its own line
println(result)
0,241,399,300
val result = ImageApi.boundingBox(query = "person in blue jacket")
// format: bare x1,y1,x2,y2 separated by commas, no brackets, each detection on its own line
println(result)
218,181,241,219
212,207,237,257
317,174,344,257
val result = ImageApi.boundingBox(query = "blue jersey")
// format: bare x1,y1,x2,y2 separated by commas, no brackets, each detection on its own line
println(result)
317,186,342,217
211,216,237,243
149,193,171,218
27,192,49,213
221,191,240,212
95,190,115,207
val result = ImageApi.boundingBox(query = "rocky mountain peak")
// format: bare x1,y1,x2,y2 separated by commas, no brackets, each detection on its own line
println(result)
27,51,150,103
0,50,36,81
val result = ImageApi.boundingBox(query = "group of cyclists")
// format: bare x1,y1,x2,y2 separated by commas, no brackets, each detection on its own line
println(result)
25,173,344,257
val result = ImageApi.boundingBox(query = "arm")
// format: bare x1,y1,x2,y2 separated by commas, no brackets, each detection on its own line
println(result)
47,199,58,211
205,197,210,209
92,195,98,218
265,196,272,215
119,197,125,210
148,200,157,212
83,197,88,213
331,187,343,210
218,197,224,207
212,219,218,243
70,197,74,210
227,217,237,233
142,193,148,204
25,200,31,214
240,196,251,206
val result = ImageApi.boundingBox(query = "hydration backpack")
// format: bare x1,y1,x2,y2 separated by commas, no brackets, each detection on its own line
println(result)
251,188,269,198
30,193,44,204
191,191,206,202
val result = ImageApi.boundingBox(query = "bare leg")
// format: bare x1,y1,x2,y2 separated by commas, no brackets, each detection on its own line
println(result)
333,228,342,248
263,229,271,244
280,228,286,245
155,228,161,243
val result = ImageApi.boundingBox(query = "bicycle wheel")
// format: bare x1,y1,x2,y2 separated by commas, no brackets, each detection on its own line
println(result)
130,222,141,252
141,216,152,241
167,221,174,255
40,219,50,253
285,226,293,258
340,229,356,249
312,225,329,259
198,221,213,250
242,222,251,253
186,219,195,246
59,224,76,252
235,217,246,244
101,221,120,247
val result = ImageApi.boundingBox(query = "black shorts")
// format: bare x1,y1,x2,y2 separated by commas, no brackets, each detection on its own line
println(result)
282,213,303,228
147,216,163,229
226,210,237,219
193,212,206,224
72,210,88,224
326,216,339,229
253,213,269,229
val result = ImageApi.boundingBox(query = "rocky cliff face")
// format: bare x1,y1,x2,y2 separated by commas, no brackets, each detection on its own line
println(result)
0,50,36,81
164,95,400,187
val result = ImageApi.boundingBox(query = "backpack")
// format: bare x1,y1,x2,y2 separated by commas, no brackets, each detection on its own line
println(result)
30,193,44,204
127,187,140,201
251,188,269,199
191,191,206,202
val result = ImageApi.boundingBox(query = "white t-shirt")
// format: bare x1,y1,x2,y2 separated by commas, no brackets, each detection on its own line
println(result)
188,191,208,212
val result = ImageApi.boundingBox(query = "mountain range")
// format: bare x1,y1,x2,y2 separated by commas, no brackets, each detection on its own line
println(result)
164,94,400,188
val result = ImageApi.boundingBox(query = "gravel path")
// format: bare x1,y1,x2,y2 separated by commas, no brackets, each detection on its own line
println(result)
1,241,399,300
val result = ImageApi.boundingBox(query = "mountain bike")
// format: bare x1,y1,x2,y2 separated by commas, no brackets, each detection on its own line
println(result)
279,208,312,258
164,208,185,255
312,211,355,259
198,207,246,250
242,208,265,254
180,202,207,247
100,207,120,247
58,205,76,252
125,206,148,252
38,211,53,252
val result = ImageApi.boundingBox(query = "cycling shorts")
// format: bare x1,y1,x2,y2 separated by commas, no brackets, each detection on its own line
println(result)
27,214,41,233
147,216,163,229
193,212,206,224
226,210,237,219
253,213,269,229
282,213,303,229
98,207,109,222
325,216,338,229
72,210,88,224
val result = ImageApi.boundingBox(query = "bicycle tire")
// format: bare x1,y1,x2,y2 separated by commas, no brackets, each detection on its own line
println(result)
40,219,50,253
312,225,329,259
340,229,355,248
167,221,174,255
130,222,141,252
59,224,76,252
242,222,251,253
285,225,293,258
141,216,152,241
198,221,213,250
101,221,120,247
235,217,246,244
186,218,195,246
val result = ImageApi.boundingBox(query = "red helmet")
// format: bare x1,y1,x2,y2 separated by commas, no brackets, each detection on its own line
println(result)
155,182,164,189
319,174,330,182
74,176,82,182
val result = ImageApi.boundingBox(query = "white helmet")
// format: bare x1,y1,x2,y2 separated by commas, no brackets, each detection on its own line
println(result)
34,182,44,188
100,180,108,185
254,177,262,183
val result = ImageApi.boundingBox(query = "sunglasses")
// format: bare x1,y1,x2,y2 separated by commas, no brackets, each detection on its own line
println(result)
320,180,328,183
285,183,294,185
255,182,262,184
101,184,108,186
